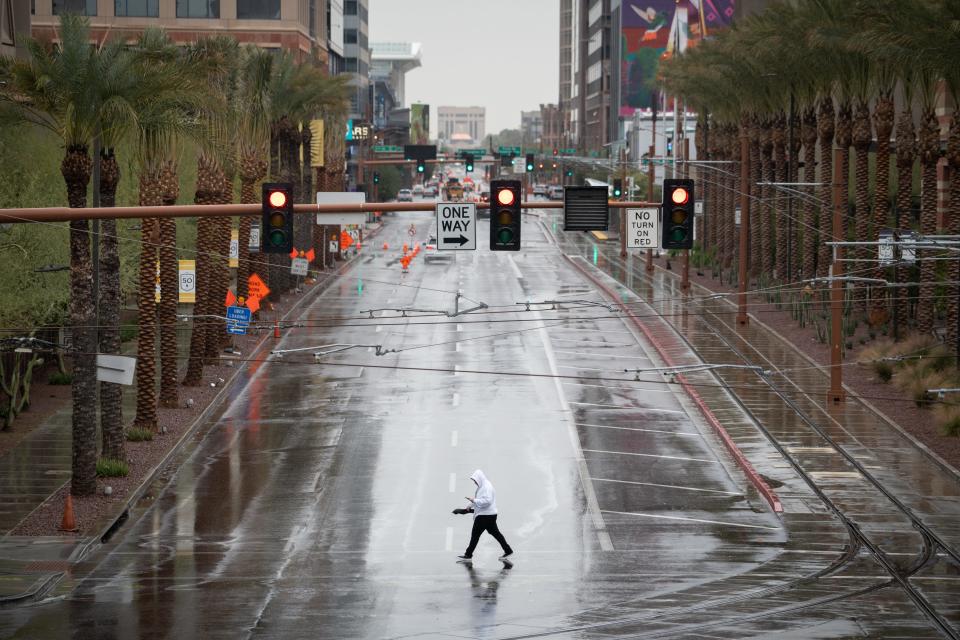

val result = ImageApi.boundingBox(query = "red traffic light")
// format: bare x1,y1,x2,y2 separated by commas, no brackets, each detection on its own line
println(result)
497,189,515,206
269,190,288,208
670,187,690,205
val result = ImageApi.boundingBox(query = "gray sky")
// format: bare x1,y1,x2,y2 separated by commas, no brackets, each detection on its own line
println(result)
368,0,559,137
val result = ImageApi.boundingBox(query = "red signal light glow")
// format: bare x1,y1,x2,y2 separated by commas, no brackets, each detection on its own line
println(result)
269,190,288,208
497,189,516,206
670,188,689,205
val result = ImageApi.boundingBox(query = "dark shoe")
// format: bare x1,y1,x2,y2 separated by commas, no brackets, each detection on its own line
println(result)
456,555,473,562
498,551,513,560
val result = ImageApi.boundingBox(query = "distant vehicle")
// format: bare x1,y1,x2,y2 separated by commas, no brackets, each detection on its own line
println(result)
424,236,454,263
412,184,424,195
478,191,490,218
443,178,464,201
533,184,547,196
548,185,564,200
423,185,438,197
397,188,413,202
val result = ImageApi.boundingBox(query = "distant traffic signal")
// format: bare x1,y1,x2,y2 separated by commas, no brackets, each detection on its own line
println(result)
552,148,558,156
613,179,623,198
525,154,534,172
373,171,380,184
666,137,674,155
261,182,293,253
465,153,474,172
416,160,425,174
566,169,574,177
662,179,694,250
490,179,521,251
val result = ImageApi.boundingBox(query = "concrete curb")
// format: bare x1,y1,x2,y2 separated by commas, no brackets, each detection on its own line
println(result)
560,253,784,515
1,231,380,607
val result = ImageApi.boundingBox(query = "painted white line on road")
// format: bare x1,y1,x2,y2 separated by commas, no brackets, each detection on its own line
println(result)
451,431,458,447
507,255,524,279
590,477,743,496
577,423,700,437
600,510,780,531
452,392,460,407
456,342,461,352
536,320,614,552
550,328,633,335
454,365,460,377
568,402,684,414
555,350,652,361
549,338,635,347
562,382,672,394
449,473,456,492
445,527,454,551
556,365,610,372
583,449,719,464
457,324,463,332
376,325,382,333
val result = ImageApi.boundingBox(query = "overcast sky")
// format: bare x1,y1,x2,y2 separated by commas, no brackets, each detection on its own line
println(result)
368,0,559,136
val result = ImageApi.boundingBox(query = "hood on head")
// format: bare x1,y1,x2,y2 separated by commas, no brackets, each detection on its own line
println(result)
470,469,488,487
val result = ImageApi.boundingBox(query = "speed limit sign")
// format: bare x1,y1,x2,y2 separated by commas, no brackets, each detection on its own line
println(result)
178,260,196,303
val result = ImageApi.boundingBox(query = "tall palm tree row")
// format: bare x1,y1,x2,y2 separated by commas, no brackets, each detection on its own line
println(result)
660,0,960,349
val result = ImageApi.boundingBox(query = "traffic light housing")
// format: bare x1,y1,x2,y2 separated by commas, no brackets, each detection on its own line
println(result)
490,179,521,251
525,154,534,172
373,171,380,184
662,179,694,250
465,153,474,172
613,179,623,198
667,137,674,155
261,182,293,253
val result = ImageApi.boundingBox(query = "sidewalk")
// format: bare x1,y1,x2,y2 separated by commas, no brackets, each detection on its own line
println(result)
0,229,381,606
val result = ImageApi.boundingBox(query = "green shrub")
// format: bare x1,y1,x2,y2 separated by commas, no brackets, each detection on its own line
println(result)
125,427,154,442
96,458,129,477
935,405,960,437
873,361,894,383
48,371,72,385
894,368,949,408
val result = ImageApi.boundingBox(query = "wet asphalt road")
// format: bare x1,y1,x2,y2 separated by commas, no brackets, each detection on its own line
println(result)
0,205,955,638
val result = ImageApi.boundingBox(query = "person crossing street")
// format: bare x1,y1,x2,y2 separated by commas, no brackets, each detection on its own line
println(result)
452,469,513,563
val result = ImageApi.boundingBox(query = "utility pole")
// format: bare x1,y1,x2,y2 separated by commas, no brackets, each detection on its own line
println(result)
647,142,655,273
681,136,690,291
620,145,627,258
737,123,751,325
828,147,846,403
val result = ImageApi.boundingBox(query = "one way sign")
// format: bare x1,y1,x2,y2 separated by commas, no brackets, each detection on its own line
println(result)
436,202,476,250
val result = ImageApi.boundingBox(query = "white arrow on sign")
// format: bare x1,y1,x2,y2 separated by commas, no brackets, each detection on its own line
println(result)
436,202,477,250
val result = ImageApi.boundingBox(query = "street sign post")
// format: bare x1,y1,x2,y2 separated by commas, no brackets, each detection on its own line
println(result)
626,208,660,249
436,202,476,250
290,257,309,276
226,305,252,335
878,228,895,266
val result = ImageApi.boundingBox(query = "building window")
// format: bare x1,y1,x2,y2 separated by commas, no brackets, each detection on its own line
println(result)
344,0,356,14
309,0,316,36
344,28,357,44
177,0,219,18
344,58,357,72
53,0,96,15
115,0,159,17
237,0,280,19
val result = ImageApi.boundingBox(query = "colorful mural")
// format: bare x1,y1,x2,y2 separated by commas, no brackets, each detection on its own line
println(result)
620,0,735,116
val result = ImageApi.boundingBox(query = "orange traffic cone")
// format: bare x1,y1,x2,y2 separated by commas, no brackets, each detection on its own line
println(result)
60,494,78,532
383,242,389,250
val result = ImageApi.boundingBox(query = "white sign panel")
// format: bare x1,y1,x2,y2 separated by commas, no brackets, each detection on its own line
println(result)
734,207,742,226
290,257,309,276
626,208,660,249
96,355,136,386
249,224,261,252
901,234,916,264
878,229,895,266
695,201,703,215
317,192,366,226
229,234,239,264
436,202,477,250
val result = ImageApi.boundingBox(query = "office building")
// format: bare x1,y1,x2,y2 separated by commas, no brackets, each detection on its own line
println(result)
438,106,485,145
1,0,29,59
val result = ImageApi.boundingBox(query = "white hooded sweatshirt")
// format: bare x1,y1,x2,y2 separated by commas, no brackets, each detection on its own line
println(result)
470,469,497,517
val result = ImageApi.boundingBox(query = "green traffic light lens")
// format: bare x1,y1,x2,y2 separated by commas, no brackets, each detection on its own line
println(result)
269,229,287,246
670,227,687,242
497,228,514,244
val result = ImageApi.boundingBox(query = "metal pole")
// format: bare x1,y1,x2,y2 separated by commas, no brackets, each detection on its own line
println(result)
829,147,846,403
620,146,627,259
787,91,795,282
737,124,750,325
646,143,655,273
682,136,690,290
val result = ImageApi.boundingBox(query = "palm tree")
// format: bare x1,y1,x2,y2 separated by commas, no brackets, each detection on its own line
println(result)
0,16,123,495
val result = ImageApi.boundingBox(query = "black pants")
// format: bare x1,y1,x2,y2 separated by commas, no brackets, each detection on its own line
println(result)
465,515,512,557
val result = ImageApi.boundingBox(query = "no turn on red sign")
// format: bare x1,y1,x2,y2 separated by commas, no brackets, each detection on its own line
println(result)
627,208,660,249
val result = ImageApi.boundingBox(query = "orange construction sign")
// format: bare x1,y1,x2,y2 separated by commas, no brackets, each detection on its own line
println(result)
306,248,315,263
248,273,271,300
245,295,261,314
225,289,237,308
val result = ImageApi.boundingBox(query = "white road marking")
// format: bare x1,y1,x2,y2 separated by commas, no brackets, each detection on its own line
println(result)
556,365,611,372
455,342,461,352
568,401,684,414
583,449,719,464
590,477,743,495
507,255,524,279
600,510,780,531
452,392,460,407
376,326,382,333
577,423,700,437
549,338,635,347
448,473,456,492
451,431,458,447
554,350,652,360
562,382,672,394
445,527,454,551
457,324,463,332
453,365,460,377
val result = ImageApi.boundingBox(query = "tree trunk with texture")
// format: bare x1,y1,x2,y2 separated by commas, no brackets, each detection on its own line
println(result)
946,114,960,350
916,110,939,335
801,108,818,280
895,109,917,335
184,154,219,385
759,122,774,279
772,113,787,281
817,98,835,280
158,162,180,408
749,119,761,282
872,94,895,323
852,101,872,314
238,151,266,300
98,149,124,461
133,174,162,431
725,125,738,273
62,146,97,497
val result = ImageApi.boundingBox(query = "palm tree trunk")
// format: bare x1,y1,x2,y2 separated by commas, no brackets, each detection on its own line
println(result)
788,111,801,282
817,98,835,280
749,119,761,283
773,112,788,282
852,101,872,314
946,114,960,351
133,173,162,431
760,121,774,279
158,161,180,408
916,109,939,335
894,109,917,338
209,170,233,356
183,154,219,385
694,118,705,247
62,145,97,497
98,149,124,461
801,108,818,280
238,150,267,300
872,94,895,324
313,166,326,269
725,125,738,275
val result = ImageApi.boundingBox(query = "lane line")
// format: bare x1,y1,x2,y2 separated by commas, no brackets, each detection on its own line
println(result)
576,423,700,437
451,431,458,447
590,477,743,496
453,365,460,377
568,401,684,414
561,381,672,394
456,324,463,332
554,350,652,360
376,326,382,333
448,473,456,492
600,510,780,531
445,527,454,551
452,392,460,407
507,255,524,279
583,449,719,463
455,342,461,352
